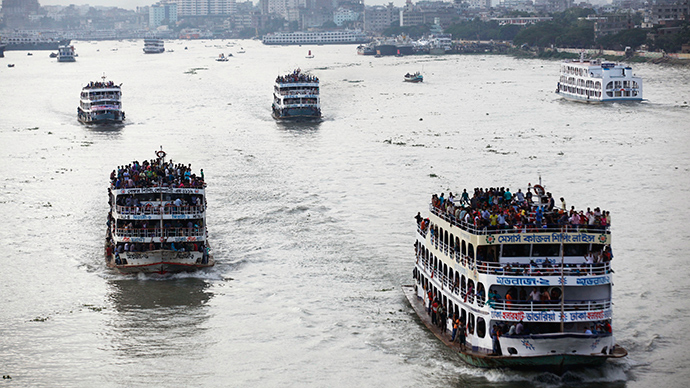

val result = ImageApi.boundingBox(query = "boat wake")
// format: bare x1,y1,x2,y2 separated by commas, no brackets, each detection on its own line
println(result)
472,361,630,387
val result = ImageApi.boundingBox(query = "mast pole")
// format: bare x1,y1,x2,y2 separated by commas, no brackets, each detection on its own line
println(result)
560,231,565,333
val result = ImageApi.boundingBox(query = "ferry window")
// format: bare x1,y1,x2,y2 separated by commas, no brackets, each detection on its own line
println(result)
468,243,474,259
461,275,466,296
563,243,589,256
502,244,530,257
606,82,613,89
461,309,467,326
449,234,455,250
444,230,449,246
531,244,560,257
461,241,466,255
476,318,486,338
468,313,475,335
477,283,486,306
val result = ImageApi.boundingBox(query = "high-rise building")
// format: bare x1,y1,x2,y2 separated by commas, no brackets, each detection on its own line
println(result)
1,0,41,17
150,2,178,28
175,0,237,16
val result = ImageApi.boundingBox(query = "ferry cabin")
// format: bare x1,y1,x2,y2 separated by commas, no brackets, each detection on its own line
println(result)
272,81,321,119
106,186,211,273
557,59,642,102
412,205,617,363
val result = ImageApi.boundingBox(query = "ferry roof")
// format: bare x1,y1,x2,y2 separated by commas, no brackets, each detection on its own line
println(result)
426,185,611,240
111,152,205,191
275,69,319,85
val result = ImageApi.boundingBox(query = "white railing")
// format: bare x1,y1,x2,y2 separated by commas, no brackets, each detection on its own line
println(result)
115,227,204,238
116,205,204,217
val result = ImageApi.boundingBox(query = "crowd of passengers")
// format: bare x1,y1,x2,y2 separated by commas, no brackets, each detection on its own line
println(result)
106,240,206,255
113,194,204,211
84,80,120,89
422,287,613,352
110,158,205,189
275,69,319,84
110,217,203,234
424,186,611,232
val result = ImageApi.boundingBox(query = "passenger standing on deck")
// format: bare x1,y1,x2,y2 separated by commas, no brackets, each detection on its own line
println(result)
458,321,467,349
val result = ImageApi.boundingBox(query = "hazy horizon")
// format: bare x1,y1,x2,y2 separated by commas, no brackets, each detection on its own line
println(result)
39,0,411,10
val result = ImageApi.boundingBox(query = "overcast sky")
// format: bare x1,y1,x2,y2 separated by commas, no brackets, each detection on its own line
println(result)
39,0,408,10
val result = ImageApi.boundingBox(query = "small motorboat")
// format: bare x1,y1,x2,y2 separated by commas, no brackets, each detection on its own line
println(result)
49,52,58,58
404,72,424,83
8,63,15,67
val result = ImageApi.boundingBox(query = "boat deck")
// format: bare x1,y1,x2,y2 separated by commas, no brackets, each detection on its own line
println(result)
402,285,627,372
402,284,481,355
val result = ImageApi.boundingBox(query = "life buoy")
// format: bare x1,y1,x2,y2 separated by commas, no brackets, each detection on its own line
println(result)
156,150,166,158
533,184,545,196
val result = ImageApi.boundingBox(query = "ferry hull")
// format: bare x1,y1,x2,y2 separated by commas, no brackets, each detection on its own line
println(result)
106,251,213,275
272,108,321,120
558,92,642,103
402,285,626,374
78,111,125,124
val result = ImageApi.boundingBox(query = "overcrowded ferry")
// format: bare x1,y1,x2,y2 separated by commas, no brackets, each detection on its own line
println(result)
105,148,213,274
272,69,321,120
404,179,626,373
556,56,642,102
78,76,125,124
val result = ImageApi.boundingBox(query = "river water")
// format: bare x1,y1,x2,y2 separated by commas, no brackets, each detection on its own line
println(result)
1,40,689,387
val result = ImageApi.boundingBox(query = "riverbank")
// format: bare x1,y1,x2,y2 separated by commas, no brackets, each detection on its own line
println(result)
508,47,690,67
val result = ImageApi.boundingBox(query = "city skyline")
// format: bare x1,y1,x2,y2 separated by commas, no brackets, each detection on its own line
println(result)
37,0,410,10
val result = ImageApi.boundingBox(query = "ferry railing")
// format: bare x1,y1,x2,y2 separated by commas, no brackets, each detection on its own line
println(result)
115,227,204,238
488,298,611,312
476,261,612,276
116,205,204,216
428,204,610,235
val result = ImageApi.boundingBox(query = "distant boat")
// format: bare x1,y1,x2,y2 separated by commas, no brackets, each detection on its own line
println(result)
306,50,314,58
237,47,245,53
143,38,165,54
216,53,229,61
8,63,15,67
78,75,125,124
27,52,32,56
404,72,423,83
49,52,57,58
57,45,76,62
556,55,642,102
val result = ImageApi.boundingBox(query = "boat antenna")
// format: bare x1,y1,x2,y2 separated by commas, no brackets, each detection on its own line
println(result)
538,174,542,186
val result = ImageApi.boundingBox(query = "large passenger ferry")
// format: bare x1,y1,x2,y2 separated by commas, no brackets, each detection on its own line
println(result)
262,30,367,45
404,180,626,373
272,69,321,120
78,76,125,124
143,38,165,54
105,148,213,274
556,56,642,102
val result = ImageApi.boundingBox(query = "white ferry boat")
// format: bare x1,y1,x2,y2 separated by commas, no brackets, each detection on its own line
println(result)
57,45,76,62
143,38,165,54
404,180,626,373
78,76,125,124
262,30,367,45
105,148,213,275
556,56,642,102
272,69,321,120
